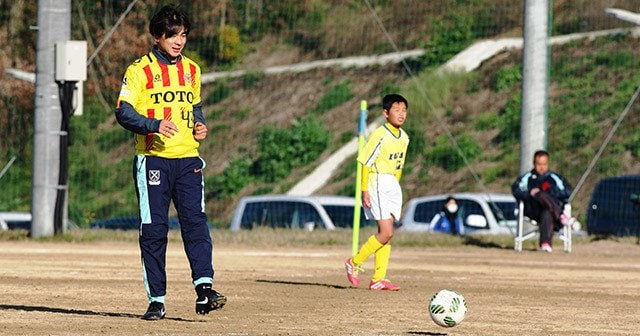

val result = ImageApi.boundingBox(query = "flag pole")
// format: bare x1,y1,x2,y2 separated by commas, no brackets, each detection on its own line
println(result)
352,100,367,256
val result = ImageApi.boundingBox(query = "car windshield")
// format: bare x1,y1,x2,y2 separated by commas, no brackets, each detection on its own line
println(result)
240,201,325,230
322,205,374,228
488,201,517,227
413,200,443,223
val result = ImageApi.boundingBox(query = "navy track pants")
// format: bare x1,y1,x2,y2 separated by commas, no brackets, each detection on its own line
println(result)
133,155,214,301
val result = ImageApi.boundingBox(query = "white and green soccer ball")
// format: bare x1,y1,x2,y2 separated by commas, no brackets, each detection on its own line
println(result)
428,289,467,328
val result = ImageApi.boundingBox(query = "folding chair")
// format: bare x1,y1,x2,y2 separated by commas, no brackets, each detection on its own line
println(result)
514,201,572,253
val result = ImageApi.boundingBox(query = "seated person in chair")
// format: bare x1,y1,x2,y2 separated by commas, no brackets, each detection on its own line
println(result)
512,150,575,252
429,196,464,235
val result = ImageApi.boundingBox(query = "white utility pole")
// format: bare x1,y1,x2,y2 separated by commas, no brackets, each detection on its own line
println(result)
519,0,550,173
32,0,72,237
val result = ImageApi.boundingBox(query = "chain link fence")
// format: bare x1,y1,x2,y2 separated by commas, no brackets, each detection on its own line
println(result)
1,0,638,229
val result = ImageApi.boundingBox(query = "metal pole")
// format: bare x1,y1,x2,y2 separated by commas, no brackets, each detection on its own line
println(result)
519,0,549,174
32,0,71,237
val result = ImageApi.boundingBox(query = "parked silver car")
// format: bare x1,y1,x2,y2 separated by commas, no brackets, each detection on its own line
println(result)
0,212,79,231
0,212,31,231
398,192,520,235
229,194,374,231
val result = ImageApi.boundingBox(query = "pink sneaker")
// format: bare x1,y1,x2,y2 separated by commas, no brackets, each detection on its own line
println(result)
344,258,363,286
369,279,400,291
540,242,553,253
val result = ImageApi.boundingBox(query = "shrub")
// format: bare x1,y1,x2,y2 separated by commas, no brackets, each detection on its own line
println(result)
425,134,481,172
290,1,325,52
421,12,474,67
218,25,243,62
207,156,255,199
234,108,251,121
206,82,233,104
493,65,522,92
339,130,355,144
312,81,353,114
623,130,640,158
241,71,265,89
482,165,507,184
0,155,31,211
568,121,597,150
594,50,635,68
97,128,132,151
474,112,499,130
254,116,329,182
495,94,521,146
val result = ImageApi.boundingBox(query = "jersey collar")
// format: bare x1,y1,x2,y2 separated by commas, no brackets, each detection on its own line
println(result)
383,122,401,138
151,46,182,65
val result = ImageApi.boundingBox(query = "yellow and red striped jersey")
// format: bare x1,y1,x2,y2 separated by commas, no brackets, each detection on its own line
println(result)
117,51,202,158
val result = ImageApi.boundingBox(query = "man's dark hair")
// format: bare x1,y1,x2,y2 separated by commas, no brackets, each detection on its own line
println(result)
533,149,549,163
149,4,191,38
382,94,408,111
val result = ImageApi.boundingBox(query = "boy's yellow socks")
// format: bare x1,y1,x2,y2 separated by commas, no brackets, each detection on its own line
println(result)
353,235,384,265
372,243,391,282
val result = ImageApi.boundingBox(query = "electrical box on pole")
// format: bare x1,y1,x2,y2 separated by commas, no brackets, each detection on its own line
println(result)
55,40,87,81
55,40,86,116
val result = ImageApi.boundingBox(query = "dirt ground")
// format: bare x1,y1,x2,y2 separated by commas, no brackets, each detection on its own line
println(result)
1,238,640,336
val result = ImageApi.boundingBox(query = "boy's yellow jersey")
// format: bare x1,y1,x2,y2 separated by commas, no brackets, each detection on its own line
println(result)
117,52,201,158
357,122,410,175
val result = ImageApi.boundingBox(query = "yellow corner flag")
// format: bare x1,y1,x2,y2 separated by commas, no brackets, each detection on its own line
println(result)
352,100,367,256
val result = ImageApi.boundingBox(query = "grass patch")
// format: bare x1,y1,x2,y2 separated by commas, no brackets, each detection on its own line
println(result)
311,81,354,114
0,227,602,251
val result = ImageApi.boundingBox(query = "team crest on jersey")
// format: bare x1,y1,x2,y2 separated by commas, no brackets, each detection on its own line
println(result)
154,74,162,83
183,73,192,84
148,170,160,185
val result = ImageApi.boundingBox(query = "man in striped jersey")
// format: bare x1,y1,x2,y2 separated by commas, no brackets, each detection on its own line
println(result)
345,94,410,291
115,4,225,320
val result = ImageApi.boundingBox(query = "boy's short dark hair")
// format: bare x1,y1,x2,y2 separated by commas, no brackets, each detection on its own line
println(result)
382,94,408,111
149,4,191,39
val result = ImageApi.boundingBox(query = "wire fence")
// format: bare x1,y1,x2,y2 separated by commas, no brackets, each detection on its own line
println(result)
0,0,638,230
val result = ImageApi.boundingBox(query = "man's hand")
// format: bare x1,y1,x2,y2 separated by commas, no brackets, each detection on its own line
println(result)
158,120,178,138
193,122,208,141
530,187,540,196
362,191,371,208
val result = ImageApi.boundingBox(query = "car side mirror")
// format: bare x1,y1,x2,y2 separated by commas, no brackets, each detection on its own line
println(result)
466,214,487,228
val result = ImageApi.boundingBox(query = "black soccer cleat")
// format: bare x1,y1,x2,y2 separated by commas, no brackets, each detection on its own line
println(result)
141,301,166,320
195,283,227,315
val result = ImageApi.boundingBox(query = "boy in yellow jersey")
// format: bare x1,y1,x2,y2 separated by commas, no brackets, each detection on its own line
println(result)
345,94,409,290
115,5,225,320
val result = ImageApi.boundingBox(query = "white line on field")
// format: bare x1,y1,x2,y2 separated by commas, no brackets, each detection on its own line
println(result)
242,252,331,258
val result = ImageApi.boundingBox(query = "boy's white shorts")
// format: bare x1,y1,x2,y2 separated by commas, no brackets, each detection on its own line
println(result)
363,174,402,221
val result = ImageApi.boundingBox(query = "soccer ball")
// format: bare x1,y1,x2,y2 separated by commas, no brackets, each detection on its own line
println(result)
428,289,467,327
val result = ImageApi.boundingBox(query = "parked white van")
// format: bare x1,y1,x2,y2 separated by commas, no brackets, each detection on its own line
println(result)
398,193,520,235
229,194,374,231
